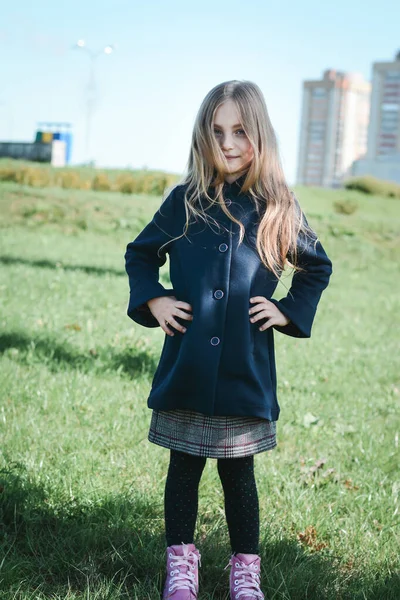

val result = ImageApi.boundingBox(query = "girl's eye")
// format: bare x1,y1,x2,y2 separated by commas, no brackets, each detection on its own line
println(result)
213,129,245,136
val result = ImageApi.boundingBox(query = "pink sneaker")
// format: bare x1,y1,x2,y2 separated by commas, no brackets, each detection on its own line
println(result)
224,552,264,599
162,542,202,599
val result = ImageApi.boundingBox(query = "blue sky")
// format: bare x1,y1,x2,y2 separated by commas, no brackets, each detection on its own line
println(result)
0,0,398,184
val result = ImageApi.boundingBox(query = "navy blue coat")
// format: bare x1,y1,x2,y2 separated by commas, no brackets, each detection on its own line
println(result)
124,175,333,421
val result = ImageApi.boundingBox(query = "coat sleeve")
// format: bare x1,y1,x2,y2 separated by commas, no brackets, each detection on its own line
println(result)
270,202,333,338
124,188,179,328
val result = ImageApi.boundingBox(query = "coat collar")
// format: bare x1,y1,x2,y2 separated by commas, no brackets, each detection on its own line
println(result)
207,171,250,205
222,172,247,196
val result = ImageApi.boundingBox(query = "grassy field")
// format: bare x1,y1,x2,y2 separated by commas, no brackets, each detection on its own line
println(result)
0,179,399,599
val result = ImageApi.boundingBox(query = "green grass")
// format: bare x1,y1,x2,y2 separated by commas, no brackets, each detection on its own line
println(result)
0,181,399,599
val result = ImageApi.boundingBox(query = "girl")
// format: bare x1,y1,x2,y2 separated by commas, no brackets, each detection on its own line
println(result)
124,80,333,600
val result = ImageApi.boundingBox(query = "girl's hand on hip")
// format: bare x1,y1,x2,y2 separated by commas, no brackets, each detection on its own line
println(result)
147,296,193,336
249,296,291,331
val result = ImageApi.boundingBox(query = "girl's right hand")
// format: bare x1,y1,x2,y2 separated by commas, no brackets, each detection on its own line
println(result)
147,296,193,336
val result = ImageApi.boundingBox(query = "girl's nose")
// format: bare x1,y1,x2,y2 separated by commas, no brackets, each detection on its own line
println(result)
221,135,235,150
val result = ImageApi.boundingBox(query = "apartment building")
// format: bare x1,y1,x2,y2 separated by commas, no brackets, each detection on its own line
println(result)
296,69,371,187
352,51,400,183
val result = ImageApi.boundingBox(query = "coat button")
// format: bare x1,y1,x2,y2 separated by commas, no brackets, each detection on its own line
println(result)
225,198,232,206
210,336,220,345
219,243,228,252
214,289,224,299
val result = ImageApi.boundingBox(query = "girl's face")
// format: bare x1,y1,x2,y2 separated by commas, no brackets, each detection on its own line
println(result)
213,99,254,181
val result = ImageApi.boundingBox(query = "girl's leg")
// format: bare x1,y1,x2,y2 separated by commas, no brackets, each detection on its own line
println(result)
164,449,207,546
217,455,260,554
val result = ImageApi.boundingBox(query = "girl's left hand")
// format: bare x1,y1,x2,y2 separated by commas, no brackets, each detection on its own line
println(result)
249,296,291,331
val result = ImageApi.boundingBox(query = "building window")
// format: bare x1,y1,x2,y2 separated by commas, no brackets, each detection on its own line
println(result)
312,87,327,97
309,121,326,130
385,71,400,81
381,103,399,111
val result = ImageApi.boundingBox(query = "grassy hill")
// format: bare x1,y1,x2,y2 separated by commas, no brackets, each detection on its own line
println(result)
0,179,399,599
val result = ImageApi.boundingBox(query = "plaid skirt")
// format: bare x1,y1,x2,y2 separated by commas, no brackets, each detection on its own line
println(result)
148,408,277,459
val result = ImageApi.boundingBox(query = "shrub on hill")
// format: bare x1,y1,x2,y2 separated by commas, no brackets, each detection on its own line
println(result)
333,199,359,214
0,159,180,196
344,175,400,199
92,173,111,191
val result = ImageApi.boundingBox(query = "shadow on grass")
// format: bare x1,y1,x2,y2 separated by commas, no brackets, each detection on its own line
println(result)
0,254,125,278
0,462,398,599
0,254,171,286
0,331,158,380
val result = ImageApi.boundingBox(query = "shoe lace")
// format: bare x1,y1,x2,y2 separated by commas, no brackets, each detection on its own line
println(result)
167,544,201,595
224,556,264,599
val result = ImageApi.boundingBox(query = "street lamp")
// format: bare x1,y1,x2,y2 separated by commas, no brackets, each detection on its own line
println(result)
73,39,115,164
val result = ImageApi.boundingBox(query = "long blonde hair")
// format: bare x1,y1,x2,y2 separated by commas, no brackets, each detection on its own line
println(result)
159,79,316,279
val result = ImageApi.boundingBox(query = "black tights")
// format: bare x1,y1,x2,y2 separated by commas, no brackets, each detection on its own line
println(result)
164,449,259,554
